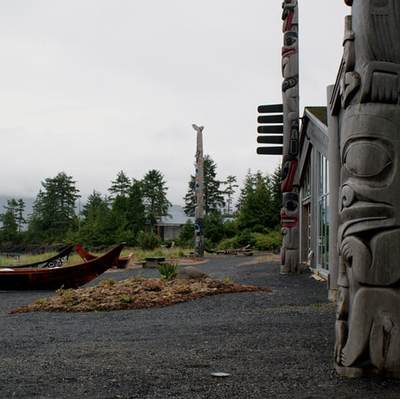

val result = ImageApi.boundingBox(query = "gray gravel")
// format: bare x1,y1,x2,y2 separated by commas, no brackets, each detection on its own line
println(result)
1,255,400,398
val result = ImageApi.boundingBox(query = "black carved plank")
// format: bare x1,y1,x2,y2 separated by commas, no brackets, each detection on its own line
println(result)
257,146,283,155
257,125,283,134
257,104,283,114
257,115,283,124
257,136,283,144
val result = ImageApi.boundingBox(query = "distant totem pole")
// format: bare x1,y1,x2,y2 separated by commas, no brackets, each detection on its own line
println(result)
280,0,300,274
335,0,400,377
192,124,205,257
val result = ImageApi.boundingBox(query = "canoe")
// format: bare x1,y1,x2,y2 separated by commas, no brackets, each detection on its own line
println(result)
75,243,133,269
0,244,124,290
0,245,74,269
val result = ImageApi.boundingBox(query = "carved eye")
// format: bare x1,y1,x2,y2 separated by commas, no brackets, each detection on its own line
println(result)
344,141,392,177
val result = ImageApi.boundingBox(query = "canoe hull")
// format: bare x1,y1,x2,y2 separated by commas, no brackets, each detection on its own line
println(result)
0,244,123,290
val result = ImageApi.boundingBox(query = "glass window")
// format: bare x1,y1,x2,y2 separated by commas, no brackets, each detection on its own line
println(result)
303,162,311,200
318,154,329,270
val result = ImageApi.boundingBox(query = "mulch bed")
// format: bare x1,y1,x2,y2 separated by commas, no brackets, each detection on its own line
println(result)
10,277,271,314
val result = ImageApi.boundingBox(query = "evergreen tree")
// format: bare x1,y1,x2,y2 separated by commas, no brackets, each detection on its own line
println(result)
15,199,26,233
125,179,146,234
222,175,238,216
109,170,131,198
237,171,274,231
184,155,225,216
204,211,225,244
79,191,113,247
0,199,19,242
270,165,282,227
28,172,80,242
237,170,256,211
142,170,171,227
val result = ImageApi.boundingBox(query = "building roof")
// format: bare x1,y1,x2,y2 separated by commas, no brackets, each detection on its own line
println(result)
158,205,194,226
305,106,327,126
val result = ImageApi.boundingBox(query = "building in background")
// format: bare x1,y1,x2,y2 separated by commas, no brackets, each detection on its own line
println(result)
156,205,194,241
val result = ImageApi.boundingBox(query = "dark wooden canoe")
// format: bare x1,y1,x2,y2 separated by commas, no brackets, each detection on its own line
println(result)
0,244,124,290
75,243,133,269
0,245,74,269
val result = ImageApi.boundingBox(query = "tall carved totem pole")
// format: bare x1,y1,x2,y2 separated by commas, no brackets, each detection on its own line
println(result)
192,124,205,257
280,0,300,274
335,0,400,377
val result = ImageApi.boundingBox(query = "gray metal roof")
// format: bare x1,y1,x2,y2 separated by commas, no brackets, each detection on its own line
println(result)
158,205,194,226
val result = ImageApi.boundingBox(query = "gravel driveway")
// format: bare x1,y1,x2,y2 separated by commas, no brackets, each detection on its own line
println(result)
1,255,400,398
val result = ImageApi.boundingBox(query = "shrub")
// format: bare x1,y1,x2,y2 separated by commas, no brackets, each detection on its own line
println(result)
253,231,282,251
158,263,177,280
223,219,238,238
137,231,160,250
217,237,237,250
217,230,282,251
236,229,256,247
204,211,224,244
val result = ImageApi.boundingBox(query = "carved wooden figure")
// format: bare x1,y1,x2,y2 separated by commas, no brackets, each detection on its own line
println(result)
280,0,300,273
192,124,205,257
335,0,400,377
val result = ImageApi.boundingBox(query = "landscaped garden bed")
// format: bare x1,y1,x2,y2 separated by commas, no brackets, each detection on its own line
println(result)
10,276,270,314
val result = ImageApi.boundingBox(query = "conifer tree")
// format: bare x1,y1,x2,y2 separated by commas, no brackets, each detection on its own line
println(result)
184,155,225,216
237,171,274,231
109,170,131,198
28,172,80,241
0,199,19,242
222,175,238,216
142,170,170,227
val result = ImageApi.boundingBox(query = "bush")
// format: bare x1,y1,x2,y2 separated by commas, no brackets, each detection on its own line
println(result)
223,219,238,238
253,231,282,251
204,211,224,244
137,231,160,250
177,220,194,247
158,263,177,280
217,230,282,251
251,224,269,234
236,229,256,247
217,237,238,250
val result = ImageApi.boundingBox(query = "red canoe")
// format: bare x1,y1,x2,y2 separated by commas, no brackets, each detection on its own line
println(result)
0,244,124,290
75,243,133,269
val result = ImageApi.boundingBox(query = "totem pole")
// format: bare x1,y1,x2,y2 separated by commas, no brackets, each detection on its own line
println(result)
335,0,400,377
192,124,205,257
280,0,300,274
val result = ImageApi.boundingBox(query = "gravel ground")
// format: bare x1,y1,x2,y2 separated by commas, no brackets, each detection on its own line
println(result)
1,255,400,398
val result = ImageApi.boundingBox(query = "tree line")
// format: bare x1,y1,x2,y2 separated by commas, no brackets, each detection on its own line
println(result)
0,156,281,250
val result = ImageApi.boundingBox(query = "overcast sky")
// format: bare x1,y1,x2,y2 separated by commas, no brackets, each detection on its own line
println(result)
0,0,348,205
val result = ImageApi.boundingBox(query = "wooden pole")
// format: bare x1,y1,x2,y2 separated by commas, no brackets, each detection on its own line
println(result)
192,124,205,257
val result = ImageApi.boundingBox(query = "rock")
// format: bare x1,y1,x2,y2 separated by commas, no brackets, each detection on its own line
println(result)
177,266,208,280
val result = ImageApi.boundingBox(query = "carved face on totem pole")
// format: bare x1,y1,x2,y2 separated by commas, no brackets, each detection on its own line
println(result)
335,0,400,376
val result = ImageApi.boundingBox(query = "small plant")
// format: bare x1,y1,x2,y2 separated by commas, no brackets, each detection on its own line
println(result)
223,277,234,285
119,294,134,304
99,279,116,288
56,288,77,306
158,263,177,280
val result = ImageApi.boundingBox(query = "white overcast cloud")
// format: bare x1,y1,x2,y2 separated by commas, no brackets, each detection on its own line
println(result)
0,0,348,204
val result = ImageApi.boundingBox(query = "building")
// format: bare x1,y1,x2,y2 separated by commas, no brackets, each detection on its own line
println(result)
296,107,329,280
156,205,194,241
